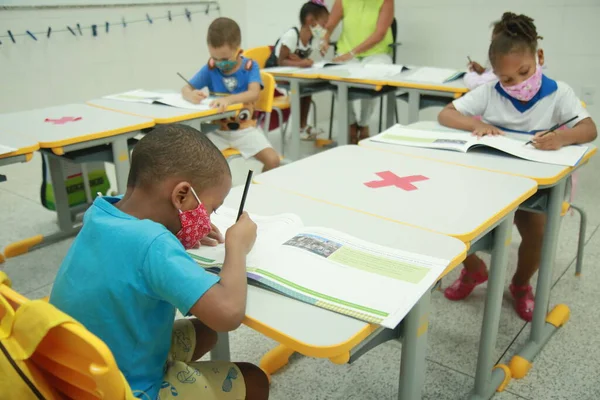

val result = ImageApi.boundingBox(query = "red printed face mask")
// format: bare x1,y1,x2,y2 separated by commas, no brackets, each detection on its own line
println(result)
175,187,212,250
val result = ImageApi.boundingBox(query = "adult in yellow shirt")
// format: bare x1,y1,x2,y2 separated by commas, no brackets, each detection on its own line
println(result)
321,0,394,143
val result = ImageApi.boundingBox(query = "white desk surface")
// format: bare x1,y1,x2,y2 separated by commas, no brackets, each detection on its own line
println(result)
225,184,466,353
265,65,468,94
385,69,468,93
0,131,39,159
360,121,598,187
0,104,154,152
254,146,537,243
88,98,242,124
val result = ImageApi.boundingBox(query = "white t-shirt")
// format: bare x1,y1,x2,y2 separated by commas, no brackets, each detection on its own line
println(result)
274,28,312,58
453,78,590,134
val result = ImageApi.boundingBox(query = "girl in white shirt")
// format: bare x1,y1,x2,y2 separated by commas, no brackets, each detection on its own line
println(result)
268,1,329,140
438,12,597,321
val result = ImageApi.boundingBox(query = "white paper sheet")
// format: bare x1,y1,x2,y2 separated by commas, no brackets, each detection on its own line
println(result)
372,124,589,166
188,207,449,329
403,67,464,84
0,144,18,156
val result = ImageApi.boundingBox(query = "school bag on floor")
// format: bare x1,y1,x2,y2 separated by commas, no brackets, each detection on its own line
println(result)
40,154,111,211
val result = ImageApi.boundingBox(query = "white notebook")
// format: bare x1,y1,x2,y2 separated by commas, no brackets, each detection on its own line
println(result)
103,89,215,111
371,124,589,167
404,67,465,84
0,144,18,156
188,207,450,329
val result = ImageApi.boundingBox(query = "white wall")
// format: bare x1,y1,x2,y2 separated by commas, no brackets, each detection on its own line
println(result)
1,0,598,120
395,0,600,118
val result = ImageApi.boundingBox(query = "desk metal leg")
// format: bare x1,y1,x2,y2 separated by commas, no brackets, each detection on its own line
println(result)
111,137,131,194
398,289,430,400
4,156,81,257
509,180,569,379
288,80,302,161
407,91,420,124
471,214,514,400
385,91,396,130
337,83,349,146
211,332,231,361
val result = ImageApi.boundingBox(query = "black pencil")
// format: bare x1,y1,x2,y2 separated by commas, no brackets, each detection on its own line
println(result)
177,72,195,89
525,116,579,146
237,170,253,221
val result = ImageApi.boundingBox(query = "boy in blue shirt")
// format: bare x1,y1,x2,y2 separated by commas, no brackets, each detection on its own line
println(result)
50,124,269,400
182,17,280,172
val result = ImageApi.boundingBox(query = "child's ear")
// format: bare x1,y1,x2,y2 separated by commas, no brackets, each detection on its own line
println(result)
537,49,545,67
171,182,191,210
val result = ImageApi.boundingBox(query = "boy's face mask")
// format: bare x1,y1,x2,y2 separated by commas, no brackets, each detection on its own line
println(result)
175,186,212,250
214,49,241,73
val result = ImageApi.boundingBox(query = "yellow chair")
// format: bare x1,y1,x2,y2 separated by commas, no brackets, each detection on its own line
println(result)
245,46,319,156
244,46,271,69
221,71,282,164
0,271,134,400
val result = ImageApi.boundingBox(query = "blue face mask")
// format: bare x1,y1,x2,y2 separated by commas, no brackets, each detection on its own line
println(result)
215,59,238,72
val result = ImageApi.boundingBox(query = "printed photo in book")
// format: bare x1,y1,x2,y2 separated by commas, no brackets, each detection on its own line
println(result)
187,207,450,329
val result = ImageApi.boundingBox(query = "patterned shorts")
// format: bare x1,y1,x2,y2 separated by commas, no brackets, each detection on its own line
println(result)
157,319,246,400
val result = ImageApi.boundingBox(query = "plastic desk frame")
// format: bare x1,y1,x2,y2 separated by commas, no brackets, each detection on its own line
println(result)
359,136,597,398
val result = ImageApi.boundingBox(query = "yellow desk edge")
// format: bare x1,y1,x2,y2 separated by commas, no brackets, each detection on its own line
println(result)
267,70,468,94
87,101,243,124
253,181,535,244
39,120,156,156
360,141,598,187
0,145,39,161
243,243,466,361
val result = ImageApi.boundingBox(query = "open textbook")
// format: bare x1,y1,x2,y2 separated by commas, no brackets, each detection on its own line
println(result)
103,89,216,111
404,67,465,84
265,62,408,81
187,207,450,329
371,124,588,167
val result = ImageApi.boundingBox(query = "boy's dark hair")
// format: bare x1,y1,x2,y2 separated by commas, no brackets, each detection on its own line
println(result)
127,124,230,190
207,17,241,48
489,12,543,65
300,1,328,24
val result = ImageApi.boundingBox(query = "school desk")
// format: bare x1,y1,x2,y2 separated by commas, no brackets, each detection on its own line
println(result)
360,121,598,397
87,96,243,124
0,132,39,167
264,68,336,161
211,184,466,400
267,66,468,160
0,104,154,257
253,145,538,399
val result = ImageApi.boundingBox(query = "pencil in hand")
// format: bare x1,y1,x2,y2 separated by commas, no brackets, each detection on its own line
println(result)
177,72,195,89
237,170,253,222
524,116,579,146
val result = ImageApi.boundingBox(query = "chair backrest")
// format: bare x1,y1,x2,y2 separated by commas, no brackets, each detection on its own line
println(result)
255,71,276,114
0,272,133,400
244,46,272,69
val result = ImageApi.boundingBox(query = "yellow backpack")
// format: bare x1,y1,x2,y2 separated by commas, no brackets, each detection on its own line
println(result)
0,271,135,400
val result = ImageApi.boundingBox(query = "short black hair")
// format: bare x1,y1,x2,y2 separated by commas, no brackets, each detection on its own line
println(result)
207,17,241,48
489,12,543,66
127,124,230,190
300,1,328,25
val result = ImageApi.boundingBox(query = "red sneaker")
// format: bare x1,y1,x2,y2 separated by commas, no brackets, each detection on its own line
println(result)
509,283,535,322
444,262,488,301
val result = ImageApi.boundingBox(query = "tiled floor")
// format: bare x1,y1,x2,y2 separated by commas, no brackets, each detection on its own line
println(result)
1,125,599,399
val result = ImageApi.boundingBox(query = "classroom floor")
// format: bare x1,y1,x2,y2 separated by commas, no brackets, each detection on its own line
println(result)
1,126,600,400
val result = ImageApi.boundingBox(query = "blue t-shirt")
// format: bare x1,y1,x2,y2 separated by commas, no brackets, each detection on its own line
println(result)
189,56,262,95
50,196,220,400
